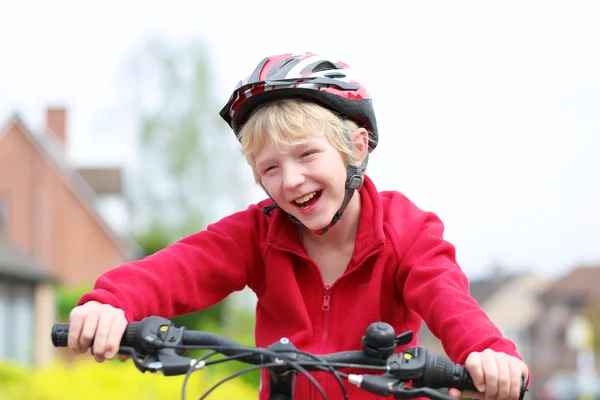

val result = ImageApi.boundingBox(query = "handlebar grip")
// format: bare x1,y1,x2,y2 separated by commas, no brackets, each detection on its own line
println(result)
451,364,527,400
51,323,70,347
420,354,477,391
449,364,478,392
51,322,140,348
419,353,526,400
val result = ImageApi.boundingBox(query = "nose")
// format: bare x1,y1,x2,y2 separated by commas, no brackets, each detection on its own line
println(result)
281,163,305,190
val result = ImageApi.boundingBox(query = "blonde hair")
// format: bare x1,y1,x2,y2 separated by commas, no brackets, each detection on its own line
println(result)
238,99,362,186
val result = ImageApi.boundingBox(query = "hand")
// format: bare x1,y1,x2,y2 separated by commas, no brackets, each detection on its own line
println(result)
448,349,528,400
68,301,128,363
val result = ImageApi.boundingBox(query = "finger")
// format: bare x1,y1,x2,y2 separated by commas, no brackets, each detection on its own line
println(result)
509,360,527,400
480,350,499,399
95,354,106,363
495,354,511,400
92,306,115,357
119,355,130,362
68,309,85,354
78,307,100,354
105,312,127,359
465,352,486,393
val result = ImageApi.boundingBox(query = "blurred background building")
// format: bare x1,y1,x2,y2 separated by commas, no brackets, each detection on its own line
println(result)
0,108,137,366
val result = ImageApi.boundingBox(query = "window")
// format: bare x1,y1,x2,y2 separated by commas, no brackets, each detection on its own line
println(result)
0,282,34,365
566,295,584,309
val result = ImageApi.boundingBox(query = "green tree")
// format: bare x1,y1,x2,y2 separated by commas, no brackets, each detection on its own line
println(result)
123,37,249,329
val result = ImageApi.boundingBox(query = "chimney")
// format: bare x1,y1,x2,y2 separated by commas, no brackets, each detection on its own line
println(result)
46,107,67,148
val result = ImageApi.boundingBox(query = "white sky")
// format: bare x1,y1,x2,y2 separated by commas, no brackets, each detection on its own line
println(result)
1,0,599,279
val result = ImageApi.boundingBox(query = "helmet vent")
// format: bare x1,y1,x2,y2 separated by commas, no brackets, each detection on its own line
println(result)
324,72,346,79
312,61,338,72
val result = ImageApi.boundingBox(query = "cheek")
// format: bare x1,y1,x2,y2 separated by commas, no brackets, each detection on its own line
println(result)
261,177,281,198
327,163,347,189
320,169,347,203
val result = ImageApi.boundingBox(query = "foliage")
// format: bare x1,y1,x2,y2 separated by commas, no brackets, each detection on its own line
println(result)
56,285,93,321
217,303,260,387
53,284,259,390
119,36,252,334
0,356,257,400
123,37,248,243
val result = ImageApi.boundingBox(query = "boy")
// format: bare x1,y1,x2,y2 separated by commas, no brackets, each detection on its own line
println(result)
68,53,529,399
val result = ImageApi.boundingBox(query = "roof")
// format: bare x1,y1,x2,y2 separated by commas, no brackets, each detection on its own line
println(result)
77,167,123,195
0,114,134,260
0,238,54,282
417,269,523,348
540,265,600,304
483,273,549,332
469,271,517,305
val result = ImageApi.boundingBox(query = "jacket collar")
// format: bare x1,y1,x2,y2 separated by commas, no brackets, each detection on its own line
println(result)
265,175,385,260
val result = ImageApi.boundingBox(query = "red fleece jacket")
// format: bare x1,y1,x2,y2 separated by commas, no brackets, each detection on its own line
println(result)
79,176,523,399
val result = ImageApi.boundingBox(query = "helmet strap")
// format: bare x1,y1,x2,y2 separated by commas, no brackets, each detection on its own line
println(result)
313,152,368,235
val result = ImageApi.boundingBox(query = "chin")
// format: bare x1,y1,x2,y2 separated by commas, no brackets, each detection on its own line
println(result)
297,214,336,232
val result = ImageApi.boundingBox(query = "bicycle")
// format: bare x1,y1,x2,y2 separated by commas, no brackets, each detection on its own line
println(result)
51,316,527,400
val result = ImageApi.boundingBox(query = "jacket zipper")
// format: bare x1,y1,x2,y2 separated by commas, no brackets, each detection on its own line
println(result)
322,285,331,311
268,239,384,345
317,285,332,400
314,245,384,400
268,240,384,400
321,284,332,345
268,241,326,400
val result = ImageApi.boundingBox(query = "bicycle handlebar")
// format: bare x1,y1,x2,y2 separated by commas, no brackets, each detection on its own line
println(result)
51,316,526,400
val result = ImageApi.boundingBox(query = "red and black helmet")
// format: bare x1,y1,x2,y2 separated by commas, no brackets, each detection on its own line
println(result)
219,52,379,151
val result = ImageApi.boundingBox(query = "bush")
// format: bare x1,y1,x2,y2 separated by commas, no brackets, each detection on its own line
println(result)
0,356,258,400
56,285,93,321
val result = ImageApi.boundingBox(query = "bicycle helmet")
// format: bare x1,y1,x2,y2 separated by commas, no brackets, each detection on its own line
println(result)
219,53,379,234
220,52,378,150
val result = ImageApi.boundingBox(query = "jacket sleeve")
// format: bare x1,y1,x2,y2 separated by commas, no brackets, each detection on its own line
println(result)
77,204,265,323
395,211,522,364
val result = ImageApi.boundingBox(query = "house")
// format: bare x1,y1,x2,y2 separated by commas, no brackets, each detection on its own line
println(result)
0,238,55,366
0,107,136,366
417,268,548,367
478,272,549,365
528,265,600,387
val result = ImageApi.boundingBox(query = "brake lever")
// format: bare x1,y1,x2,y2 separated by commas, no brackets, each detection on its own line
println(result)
116,346,152,372
117,345,197,376
383,385,455,400
349,373,460,400
407,388,455,400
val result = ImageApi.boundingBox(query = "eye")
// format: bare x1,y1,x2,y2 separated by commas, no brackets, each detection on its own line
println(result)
262,165,276,174
301,150,317,158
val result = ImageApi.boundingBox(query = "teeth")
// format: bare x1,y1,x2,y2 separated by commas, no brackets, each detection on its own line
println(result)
295,192,317,204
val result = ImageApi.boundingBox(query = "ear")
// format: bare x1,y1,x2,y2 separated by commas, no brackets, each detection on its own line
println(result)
351,127,369,166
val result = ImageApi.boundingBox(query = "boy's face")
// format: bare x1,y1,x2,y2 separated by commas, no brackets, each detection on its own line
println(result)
255,134,347,231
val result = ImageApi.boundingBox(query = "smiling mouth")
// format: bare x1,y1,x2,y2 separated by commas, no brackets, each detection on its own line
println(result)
293,190,322,209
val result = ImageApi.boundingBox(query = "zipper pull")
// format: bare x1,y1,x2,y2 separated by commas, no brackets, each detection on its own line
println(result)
322,285,331,311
